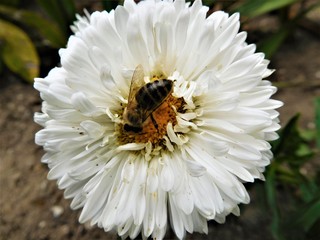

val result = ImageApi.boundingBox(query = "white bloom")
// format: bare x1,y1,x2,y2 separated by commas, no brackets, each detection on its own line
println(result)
34,0,283,239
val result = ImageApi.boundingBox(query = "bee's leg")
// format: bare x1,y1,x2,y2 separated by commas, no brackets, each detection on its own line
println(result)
150,113,159,131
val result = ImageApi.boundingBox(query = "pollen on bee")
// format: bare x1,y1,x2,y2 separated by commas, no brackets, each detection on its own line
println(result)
117,94,185,146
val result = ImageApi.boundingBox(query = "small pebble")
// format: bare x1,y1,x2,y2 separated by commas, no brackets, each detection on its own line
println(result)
59,224,71,236
38,220,47,228
84,221,94,230
39,181,48,191
50,205,64,218
307,121,315,130
12,172,22,185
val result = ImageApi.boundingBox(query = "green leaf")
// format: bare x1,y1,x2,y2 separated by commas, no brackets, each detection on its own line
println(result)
0,0,20,7
36,0,66,32
316,97,320,148
103,0,122,11
270,114,316,189
296,143,313,158
300,181,320,203
0,5,66,48
0,20,39,83
36,0,76,35
234,0,299,18
300,129,317,142
258,25,291,59
296,197,320,232
59,0,76,23
265,166,284,240
271,114,301,158
271,114,313,166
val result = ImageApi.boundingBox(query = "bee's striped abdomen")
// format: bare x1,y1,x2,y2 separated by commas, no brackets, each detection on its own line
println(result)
136,80,173,110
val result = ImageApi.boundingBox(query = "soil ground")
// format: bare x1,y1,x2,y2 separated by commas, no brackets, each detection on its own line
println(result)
1,10,320,240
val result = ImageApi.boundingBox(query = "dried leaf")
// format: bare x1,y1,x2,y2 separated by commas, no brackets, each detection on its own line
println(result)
0,20,39,83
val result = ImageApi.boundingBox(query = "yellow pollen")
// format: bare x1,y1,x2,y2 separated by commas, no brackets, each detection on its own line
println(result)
118,94,185,146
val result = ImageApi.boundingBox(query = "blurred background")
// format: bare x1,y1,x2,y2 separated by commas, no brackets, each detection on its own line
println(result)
0,0,319,239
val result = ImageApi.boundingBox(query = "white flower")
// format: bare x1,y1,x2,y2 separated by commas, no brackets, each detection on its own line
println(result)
34,0,283,239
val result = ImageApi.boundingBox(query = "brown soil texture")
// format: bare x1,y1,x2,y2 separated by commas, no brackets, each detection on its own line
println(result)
1,27,320,240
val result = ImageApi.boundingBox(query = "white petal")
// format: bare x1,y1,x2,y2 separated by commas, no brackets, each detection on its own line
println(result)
169,195,185,239
71,92,104,116
80,120,104,138
116,143,146,151
160,159,174,191
185,159,207,177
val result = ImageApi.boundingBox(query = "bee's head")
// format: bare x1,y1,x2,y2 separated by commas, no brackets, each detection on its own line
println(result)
123,124,143,133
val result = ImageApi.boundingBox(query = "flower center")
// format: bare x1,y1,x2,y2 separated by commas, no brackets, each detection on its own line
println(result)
117,94,185,146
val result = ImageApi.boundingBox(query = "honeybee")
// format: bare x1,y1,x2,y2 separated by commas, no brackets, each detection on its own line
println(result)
123,65,174,133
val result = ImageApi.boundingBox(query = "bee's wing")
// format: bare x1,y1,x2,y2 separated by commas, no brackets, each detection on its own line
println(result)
140,108,154,123
127,64,145,105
